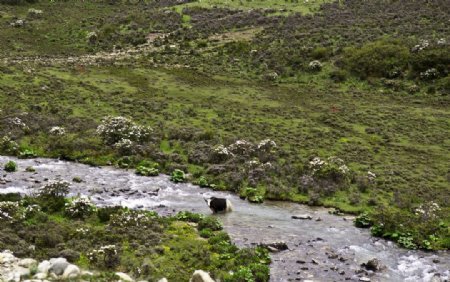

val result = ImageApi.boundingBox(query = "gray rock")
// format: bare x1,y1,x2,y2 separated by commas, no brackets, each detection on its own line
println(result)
49,257,69,276
361,258,384,272
259,241,288,252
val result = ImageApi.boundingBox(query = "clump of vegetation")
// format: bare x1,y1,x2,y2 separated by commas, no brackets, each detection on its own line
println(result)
96,116,152,146
170,169,186,183
4,160,17,172
240,187,265,203
136,161,159,176
198,216,223,231
65,196,97,219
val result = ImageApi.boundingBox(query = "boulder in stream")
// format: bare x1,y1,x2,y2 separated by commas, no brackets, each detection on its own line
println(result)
361,258,384,272
259,241,289,252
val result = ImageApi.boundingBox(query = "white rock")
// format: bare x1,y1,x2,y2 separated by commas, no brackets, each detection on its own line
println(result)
33,272,48,279
190,270,215,282
81,270,94,276
62,264,80,278
0,250,18,264
115,272,134,281
158,279,168,282
37,260,51,274
16,266,31,277
19,258,38,268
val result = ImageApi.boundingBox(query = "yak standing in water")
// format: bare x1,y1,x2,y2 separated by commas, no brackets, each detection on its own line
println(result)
204,197,233,213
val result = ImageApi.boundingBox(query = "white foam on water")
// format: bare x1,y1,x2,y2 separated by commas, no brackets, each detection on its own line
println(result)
0,186,28,194
398,254,442,282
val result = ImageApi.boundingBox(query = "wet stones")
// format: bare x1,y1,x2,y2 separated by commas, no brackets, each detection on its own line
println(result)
259,241,289,252
361,258,384,272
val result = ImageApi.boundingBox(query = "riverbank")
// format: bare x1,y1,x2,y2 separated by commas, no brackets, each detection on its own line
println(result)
1,156,448,281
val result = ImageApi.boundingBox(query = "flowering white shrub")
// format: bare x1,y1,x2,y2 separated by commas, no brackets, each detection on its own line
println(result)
96,116,152,146
257,139,277,152
412,39,429,52
8,117,29,130
24,204,41,217
367,171,376,183
109,209,156,228
414,202,441,220
308,60,323,71
49,126,66,136
65,196,96,218
437,38,446,45
228,140,255,156
88,245,119,268
27,8,43,18
308,156,350,183
214,144,233,157
114,138,134,154
0,201,24,222
38,180,70,198
75,227,90,236
0,136,19,153
420,68,438,80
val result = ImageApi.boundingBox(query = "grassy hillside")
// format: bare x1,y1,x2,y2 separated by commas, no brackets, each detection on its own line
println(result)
0,0,449,251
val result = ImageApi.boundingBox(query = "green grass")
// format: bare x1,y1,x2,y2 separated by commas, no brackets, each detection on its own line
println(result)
172,0,333,14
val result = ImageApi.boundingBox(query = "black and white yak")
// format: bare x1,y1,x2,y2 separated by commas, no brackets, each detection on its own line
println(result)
204,197,233,213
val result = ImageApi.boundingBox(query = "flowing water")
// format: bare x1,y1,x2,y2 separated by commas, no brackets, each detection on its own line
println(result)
0,157,448,282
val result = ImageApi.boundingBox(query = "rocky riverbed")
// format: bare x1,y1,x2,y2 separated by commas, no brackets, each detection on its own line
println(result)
0,157,449,282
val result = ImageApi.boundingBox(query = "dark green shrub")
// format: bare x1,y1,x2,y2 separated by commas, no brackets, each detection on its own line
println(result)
0,193,21,202
354,212,373,228
342,39,410,79
170,169,186,183
329,69,348,82
176,211,204,223
136,161,159,176
19,149,37,159
240,187,265,203
97,206,123,223
198,216,222,231
4,160,17,172
208,231,230,245
199,228,213,238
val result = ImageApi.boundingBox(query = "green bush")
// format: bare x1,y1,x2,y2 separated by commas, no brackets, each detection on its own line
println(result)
19,149,37,159
97,206,123,223
410,47,449,78
176,211,204,223
240,187,265,203
170,169,186,183
199,228,213,238
342,39,410,79
4,160,17,172
354,212,373,228
136,165,159,176
194,176,210,188
198,216,222,231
